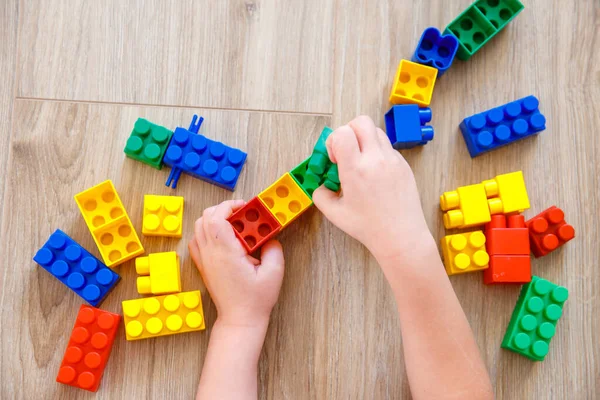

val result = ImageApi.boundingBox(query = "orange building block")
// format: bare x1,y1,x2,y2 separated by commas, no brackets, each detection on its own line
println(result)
142,195,184,238
389,60,438,107
441,231,490,275
485,214,529,255
525,206,575,258
56,305,120,392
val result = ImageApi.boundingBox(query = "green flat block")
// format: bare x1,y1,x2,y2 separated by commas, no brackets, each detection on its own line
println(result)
445,0,523,60
501,276,568,361
124,118,173,169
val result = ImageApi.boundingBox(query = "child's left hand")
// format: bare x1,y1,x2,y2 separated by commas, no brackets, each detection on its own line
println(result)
188,200,285,328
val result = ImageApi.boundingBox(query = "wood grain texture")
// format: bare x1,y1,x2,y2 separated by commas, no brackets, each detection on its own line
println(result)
1,0,598,399
16,0,334,114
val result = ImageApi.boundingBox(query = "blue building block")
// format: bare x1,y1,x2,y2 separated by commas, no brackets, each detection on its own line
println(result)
163,115,247,190
460,96,546,157
412,27,459,77
33,229,120,306
384,105,434,149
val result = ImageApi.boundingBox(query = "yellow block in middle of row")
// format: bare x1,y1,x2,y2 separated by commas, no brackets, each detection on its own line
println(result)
258,172,312,228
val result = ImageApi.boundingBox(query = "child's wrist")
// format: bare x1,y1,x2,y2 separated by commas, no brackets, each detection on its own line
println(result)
371,230,439,273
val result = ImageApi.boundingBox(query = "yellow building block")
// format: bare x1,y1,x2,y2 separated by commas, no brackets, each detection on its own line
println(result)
142,195,184,237
441,231,490,275
136,252,181,295
122,290,205,340
258,173,312,228
389,60,438,107
74,180,144,267
483,171,530,215
440,183,491,229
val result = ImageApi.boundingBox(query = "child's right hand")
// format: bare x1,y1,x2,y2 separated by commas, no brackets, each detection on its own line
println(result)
313,116,434,264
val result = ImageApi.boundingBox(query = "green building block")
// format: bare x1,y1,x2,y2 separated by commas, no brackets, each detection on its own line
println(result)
323,164,340,192
290,157,323,198
307,126,333,175
444,0,524,61
501,276,568,361
124,118,174,169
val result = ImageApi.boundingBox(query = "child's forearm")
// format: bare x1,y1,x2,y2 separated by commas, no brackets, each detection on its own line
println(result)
197,319,268,400
376,236,494,400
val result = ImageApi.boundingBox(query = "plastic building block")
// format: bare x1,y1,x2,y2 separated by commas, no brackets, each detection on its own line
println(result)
136,252,181,295
483,171,530,215
33,230,120,306
460,96,546,157
74,180,144,267
441,231,490,275
483,215,531,284
56,305,120,392
307,127,333,176
258,173,313,228
444,1,524,61
412,27,459,76
502,276,568,361
290,157,323,198
142,195,184,238
525,206,575,258
124,118,174,169
440,183,491,229
227,197,282,254
323,164,340,191
389,60,438,107
163,115,247,190
122,290,205,340
384,105,434,149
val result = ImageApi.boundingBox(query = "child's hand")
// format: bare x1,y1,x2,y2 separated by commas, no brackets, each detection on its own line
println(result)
313,116,434,263
188,200,285,328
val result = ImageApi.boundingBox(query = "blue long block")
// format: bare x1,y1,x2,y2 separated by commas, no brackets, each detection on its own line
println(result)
384,105,434,149
33,229,120,306
460,95,546,157
163,116,247,191
412,27,459,77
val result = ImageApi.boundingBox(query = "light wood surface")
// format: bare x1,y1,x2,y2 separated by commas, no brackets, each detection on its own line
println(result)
1,0,598,399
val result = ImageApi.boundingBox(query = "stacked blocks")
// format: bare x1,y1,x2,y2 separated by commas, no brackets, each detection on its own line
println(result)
502,276,568,361
136,252,181,295
460,96,546,157
444,0,524,61
441,231,490,275
525,206,575,257
389,60,438,107
482,171,530,215
142,195,184,238
484,215,531,284
56,305,120,392
122,290,205,340
258,173,312,228
74,180,144,267
227,197,282,254
33,230,120,306
124,118,174,169
412,27,459,77
163,115,247,190
384,105,434,149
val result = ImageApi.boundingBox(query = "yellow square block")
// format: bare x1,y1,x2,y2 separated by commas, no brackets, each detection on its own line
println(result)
74,180,143,267
441,231,490,275
483,171,530,215
142,195,184,237
389,60,438,107
440,183,491,229
122,290,205,340
258,173,312,228
136,252,181,295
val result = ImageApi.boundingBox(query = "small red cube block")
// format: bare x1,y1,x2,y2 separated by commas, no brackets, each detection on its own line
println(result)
485,214,530,255
525,206,575,257
227,197,282,254
56,305,120,392
484,255,531,284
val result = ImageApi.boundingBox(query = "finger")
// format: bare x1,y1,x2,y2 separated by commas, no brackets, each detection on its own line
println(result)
211,199,246,220
204,201,245,246
258,239,285,279
312,185,343,224
348,115,381,153
188,238,204,275
194,217,208,247
326,125,360,168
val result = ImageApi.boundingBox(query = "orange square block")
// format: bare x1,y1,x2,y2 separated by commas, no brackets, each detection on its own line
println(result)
142,195,184,238
441,231,490,275
389,60,438,107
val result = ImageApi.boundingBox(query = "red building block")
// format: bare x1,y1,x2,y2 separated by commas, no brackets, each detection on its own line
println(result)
56,305,120,392
525,206,575,257
227,197,282,254
483,214,531,284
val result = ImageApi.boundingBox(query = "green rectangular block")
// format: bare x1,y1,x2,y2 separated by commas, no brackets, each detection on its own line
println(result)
444,0,524,61
290,157,322,198
124,118,174,169
501,276,568,361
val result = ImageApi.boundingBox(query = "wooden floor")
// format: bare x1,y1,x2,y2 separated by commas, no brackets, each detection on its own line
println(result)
1,0,598,398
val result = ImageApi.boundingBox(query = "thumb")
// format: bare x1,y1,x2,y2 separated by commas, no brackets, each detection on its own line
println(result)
312,185,343,224
258,239,285,278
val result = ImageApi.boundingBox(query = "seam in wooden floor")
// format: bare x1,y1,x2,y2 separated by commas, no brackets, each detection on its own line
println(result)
14,96,333,117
